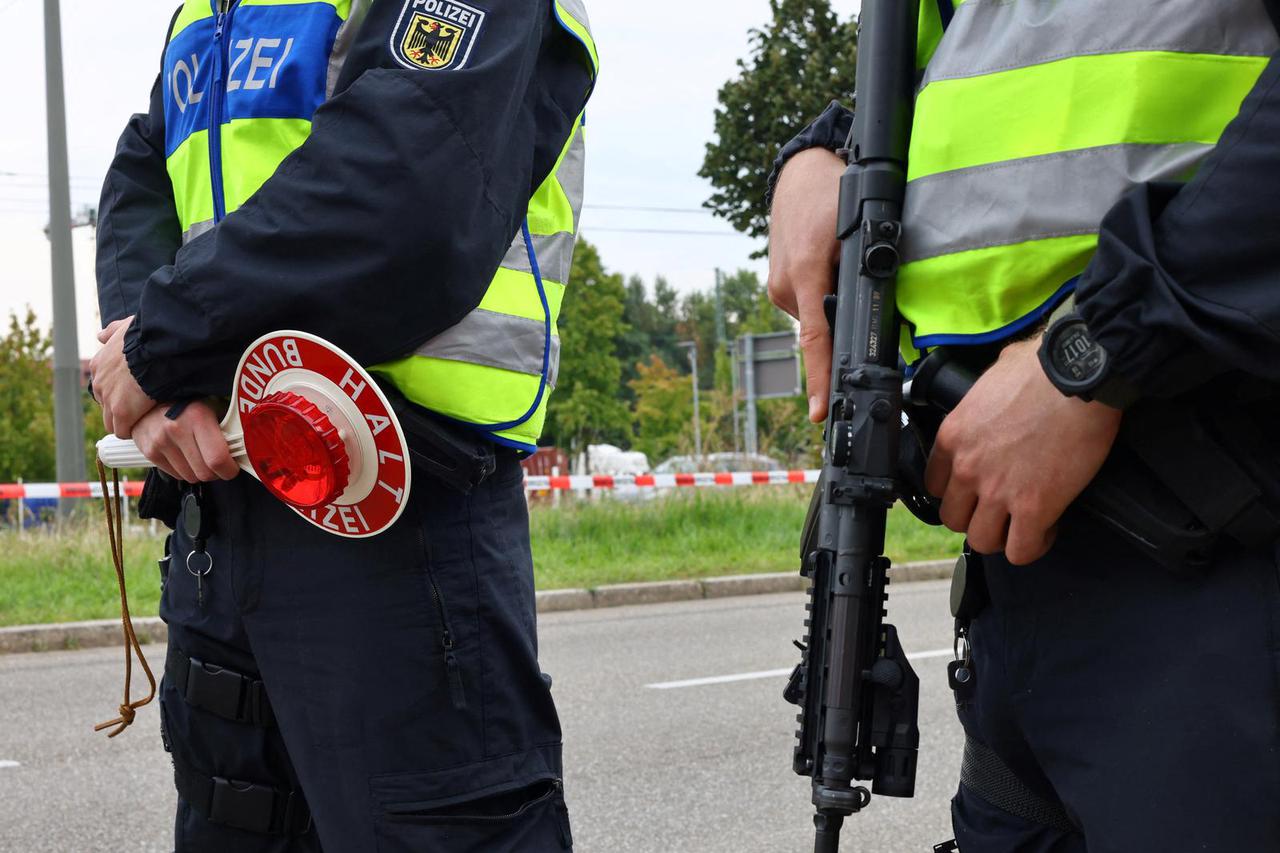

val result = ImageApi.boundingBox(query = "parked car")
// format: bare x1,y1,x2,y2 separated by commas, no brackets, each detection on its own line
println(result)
653,452,782,474
581,444,651,477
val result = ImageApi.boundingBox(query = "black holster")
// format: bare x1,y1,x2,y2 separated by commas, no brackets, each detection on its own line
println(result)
137,468,184,529
377,383,498,494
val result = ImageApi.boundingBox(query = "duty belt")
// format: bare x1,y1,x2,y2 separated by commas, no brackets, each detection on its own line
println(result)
167,646,276,727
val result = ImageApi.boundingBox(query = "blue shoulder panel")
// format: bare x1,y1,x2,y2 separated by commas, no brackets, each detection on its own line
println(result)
163,3,342,157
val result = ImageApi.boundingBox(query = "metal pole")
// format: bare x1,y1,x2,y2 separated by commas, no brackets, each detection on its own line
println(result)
713,268,728,348
679,341,702,463
690,347,701,463
43,0,87,517
744,334,758,457
730,339,741,455
17,478,25,536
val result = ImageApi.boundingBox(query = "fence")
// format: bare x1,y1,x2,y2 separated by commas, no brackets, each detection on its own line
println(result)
2,470,820,499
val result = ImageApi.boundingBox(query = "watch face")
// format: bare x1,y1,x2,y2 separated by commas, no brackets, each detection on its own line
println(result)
1051,321,1106,385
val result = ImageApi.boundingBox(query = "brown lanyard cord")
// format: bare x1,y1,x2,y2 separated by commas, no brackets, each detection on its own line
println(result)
93,460,156,738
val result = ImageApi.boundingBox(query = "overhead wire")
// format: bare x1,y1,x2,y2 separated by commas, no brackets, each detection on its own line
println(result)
583,203,711,215
584,226,751,237
0,171,753,235
580,202,756,238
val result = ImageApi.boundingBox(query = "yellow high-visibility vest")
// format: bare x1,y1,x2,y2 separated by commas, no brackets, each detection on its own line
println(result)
163,0,599,451
899,0,1276,357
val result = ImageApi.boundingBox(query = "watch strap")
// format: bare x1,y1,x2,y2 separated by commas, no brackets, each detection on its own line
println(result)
1081,369,1142,410
1045,292,1077,329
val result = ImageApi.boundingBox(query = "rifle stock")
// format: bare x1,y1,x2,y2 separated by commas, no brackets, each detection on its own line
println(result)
784,3,920,851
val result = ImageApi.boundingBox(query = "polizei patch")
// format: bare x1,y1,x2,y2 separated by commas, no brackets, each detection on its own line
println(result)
390,0,486,71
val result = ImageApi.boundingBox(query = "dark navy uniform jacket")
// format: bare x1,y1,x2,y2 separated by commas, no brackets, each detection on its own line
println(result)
773,55,1280,401
96,0,594,403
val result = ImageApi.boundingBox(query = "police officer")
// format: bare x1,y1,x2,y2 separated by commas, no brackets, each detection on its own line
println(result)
88,1,596,849
768,1,1280,850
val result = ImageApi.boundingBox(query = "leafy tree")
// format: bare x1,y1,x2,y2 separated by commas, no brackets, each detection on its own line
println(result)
757,396,822,468
0,310,57,483
541,240,807,469
699,0,858,249
543,240,632,457
677,290,718,390
618,275,682,400
678,269,792,390
629,355,694,464
725,269,793,336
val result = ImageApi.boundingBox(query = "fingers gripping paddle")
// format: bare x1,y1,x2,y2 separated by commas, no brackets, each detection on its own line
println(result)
97,331,412,538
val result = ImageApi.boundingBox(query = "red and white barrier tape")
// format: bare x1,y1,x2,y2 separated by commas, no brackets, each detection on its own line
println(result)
0,481,144,500
523,470,820,491
0,470,820,500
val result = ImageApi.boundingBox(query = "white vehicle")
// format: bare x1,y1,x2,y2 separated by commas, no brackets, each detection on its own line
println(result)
653,452,782,475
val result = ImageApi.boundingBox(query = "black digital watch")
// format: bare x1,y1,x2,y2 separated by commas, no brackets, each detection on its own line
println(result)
1038,311,1139,409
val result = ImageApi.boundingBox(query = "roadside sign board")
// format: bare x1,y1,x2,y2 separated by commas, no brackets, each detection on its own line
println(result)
736,331,801,400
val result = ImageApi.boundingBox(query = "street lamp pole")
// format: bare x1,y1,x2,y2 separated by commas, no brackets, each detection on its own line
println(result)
678,341,702,463
43,0,87,510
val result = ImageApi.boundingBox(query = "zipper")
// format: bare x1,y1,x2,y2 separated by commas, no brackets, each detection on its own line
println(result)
207,0,240,223
553,779,572,849
417,525,467,710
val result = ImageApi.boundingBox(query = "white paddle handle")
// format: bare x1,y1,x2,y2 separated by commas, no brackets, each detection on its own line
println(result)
96,434,246,469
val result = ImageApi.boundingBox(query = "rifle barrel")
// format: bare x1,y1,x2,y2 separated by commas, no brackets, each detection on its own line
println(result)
788,2,920,852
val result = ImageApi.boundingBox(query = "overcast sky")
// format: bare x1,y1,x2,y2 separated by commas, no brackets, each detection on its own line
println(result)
0,0,860,354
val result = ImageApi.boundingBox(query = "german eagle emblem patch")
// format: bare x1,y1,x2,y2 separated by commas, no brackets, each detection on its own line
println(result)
391,0,486,71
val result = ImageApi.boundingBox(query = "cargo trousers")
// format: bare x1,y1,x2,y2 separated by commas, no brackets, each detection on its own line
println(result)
950,522,1280,852
155,450,572,852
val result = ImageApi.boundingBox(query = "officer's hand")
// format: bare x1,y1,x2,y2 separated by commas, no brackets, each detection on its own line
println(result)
925,337,1123,565
97,318,129,345
767,148,845,423
90,316,156,439
132,402,240,484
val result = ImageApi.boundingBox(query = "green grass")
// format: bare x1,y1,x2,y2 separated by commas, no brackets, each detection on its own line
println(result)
0,488,961,627
530,487,961,589
0,524,167,628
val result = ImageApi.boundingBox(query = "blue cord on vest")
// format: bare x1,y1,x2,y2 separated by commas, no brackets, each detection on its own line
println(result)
475,220,552,434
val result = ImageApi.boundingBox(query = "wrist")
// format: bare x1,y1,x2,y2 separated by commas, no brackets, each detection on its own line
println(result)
766,102,854,208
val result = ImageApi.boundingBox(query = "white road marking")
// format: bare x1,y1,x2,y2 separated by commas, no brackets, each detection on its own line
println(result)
906,648,954,661
645,648,954,690
648,668,794,690
0,760,20,769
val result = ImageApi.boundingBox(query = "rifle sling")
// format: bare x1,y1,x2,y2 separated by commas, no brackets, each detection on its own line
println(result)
960,735,1078,835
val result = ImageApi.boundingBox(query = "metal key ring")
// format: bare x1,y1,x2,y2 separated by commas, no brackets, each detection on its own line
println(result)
186,551,214,578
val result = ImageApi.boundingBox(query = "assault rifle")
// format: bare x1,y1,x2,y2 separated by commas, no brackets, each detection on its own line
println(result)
782,3,921,852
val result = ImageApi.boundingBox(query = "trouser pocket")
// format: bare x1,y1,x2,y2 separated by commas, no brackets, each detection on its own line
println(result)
376,777,570,853
371,748,571,853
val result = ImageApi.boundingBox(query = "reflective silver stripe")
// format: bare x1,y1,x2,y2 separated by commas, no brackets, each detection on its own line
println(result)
547,335,562,390
923,0,1278,88
182,219,215,245
502,230,577,283
557,0,592,30
327,0,373,98
558,127,586,232
900,142,1212,264
415,309,553,378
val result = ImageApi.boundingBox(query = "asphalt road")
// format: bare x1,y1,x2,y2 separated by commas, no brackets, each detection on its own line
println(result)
0,581,963,853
